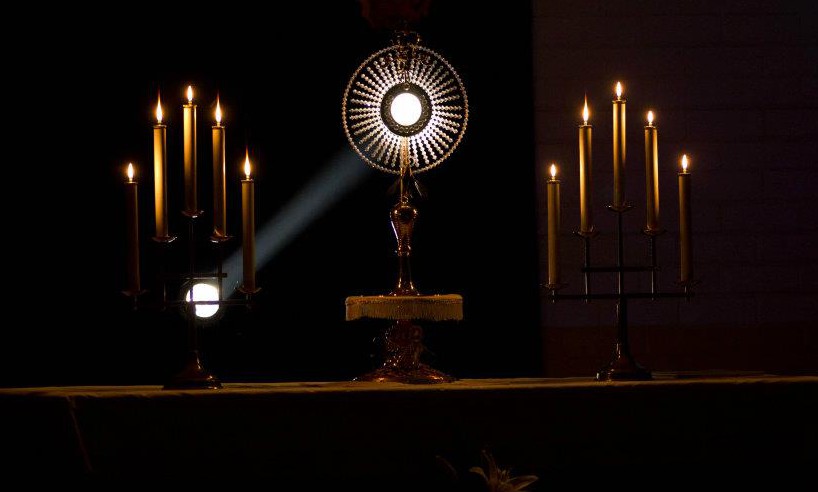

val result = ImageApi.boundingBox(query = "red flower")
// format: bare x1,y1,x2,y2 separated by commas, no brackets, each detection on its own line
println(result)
358,0,432,30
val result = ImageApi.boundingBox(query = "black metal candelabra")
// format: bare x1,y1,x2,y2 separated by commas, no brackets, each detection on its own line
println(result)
546,204,695,381
127,212,257,390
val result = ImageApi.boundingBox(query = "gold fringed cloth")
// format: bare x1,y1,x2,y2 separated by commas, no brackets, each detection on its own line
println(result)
345,294,463,321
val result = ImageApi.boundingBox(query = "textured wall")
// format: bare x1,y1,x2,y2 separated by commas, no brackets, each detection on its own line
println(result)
533,0,818,376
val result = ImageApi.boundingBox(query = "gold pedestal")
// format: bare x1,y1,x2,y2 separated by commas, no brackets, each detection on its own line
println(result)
346,294,463,384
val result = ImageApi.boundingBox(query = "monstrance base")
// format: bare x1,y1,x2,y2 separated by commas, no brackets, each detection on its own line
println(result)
355,363,455,384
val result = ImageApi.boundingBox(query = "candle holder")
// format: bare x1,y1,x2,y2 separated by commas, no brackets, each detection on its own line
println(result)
546,202,697,381
123,89,259,389
341,30,468,383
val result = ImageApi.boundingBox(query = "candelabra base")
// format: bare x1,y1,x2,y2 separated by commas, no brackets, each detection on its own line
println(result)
355,319,455,384
596,350,652,381
163,351,222,390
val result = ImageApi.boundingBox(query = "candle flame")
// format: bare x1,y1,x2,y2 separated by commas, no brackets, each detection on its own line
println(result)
550,163,557,179
215,98,222,125
127,163,134,182
582,97,589,124
681,154,689,172
244,152,251,179
647,110,654,125
156,97,163,124
187,85,193,103
615,81,623,99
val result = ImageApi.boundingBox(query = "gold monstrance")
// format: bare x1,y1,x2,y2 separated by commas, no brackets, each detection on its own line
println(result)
341,31,468,383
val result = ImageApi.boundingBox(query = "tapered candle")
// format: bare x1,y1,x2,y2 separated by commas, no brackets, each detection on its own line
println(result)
612,82,626,209
241,153,256,292
212,98,227,237
579,98,593,235
644,110,660,232
678,155,693,283
547,163,561,286
153,96,169,238
125,163,141,294
183,85,198,215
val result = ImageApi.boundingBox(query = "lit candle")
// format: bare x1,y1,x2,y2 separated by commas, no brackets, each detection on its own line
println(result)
153,96,169,239
125,163,141,294
678,155,693,283
612,82,626,209
547,163,561,286
241,152,256,292
644,110,660,232
183,85,198,215
578,97,593,235
212,97,227,238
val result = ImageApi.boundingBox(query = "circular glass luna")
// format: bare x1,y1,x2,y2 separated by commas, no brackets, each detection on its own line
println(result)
380,83,432,137
185,283,220,318
390,92,422,125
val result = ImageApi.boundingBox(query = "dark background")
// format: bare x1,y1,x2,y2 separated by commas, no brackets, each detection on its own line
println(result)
1,1,539,386
535,0,818,376
4,0,817,388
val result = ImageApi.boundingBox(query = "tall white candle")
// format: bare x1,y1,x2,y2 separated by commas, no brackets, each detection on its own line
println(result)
612,82,626,209
547,163,561,286
125,163,140,294
644,110,660,232
241,152,257,292
183,85,198,215
678,155,693,283
579,98,593,235
153,96,168,238
212,98,227,237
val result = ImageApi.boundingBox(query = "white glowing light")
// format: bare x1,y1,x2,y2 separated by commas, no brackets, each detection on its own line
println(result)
186,283,220,318
550,163,557,179
647,110,654,125
681,154,689,172
390,92,422,126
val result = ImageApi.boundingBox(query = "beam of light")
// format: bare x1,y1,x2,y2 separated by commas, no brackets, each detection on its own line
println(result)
224,148,369,296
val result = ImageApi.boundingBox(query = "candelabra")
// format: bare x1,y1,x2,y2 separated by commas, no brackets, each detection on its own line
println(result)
545,87,697,381
122,89,259,390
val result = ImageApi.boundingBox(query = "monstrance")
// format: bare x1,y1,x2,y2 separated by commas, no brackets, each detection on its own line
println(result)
342,31,468,383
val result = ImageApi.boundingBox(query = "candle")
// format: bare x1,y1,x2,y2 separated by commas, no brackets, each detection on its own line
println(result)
212,97,227,238
644,110,660,232
578,97,593,235
678,155,693,283
612,82,626,209
153,96,169,238
183,85,198,215
547,163,561,286
125,163,141,294
241,152,256,292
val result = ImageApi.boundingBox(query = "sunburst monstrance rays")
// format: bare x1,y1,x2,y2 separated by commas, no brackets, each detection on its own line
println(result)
342,45,468,174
